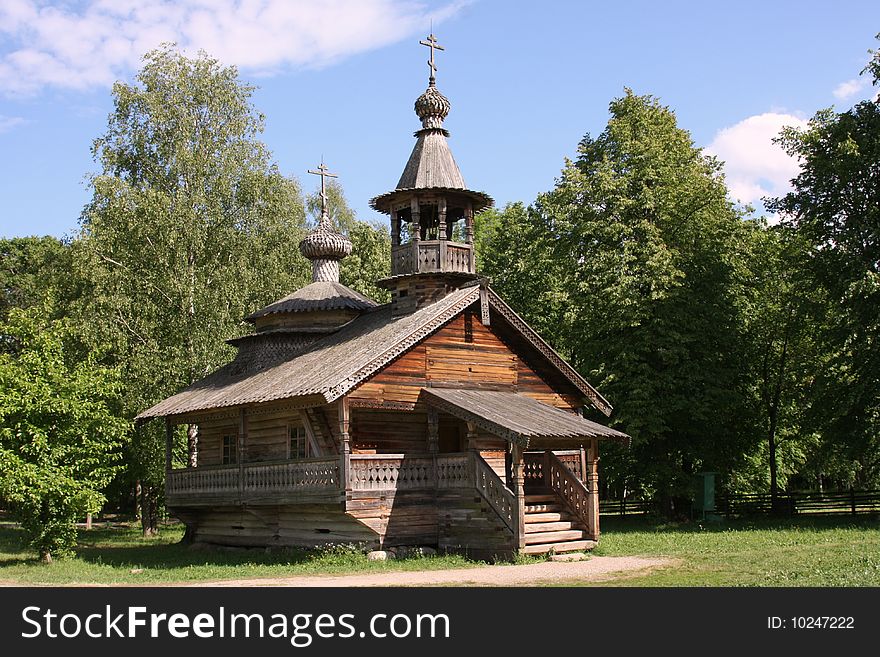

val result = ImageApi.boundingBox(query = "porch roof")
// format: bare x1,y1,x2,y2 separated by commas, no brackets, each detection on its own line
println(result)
419,388,630,448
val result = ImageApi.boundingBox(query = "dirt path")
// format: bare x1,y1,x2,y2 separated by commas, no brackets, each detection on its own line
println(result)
188,556,671,587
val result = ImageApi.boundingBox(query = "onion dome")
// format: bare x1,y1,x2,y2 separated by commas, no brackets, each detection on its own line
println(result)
298,216,352,263
415,82,451,130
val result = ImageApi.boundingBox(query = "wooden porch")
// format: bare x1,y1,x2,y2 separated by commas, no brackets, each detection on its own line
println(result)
166,447,599,555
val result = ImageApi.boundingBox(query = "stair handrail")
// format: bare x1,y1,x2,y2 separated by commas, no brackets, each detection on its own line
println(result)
545,451,595,539
471,452,517,534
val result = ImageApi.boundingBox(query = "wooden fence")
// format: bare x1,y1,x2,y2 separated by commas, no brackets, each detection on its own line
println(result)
599,498,653,516
714,490,880,517
600,490,880,517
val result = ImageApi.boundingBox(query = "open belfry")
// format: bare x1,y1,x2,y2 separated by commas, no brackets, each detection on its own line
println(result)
138,34,628,558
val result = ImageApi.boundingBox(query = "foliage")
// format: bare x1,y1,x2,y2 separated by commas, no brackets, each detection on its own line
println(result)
475,203,567,341
307,180,391,303
0,236,73,320
0,308,126,560
729,223,825,494
481,91,759,511
767,43,880,487
76,45,310,530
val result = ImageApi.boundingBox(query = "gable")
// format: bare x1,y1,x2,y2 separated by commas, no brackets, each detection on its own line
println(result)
348,308,586,412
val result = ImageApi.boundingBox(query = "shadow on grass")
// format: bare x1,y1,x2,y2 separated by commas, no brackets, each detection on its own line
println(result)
599,513,880,535
0,523,352,573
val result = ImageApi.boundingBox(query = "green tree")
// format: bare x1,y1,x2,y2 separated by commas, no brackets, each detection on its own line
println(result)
77,45,310,533
767,43,880,487
306,180,391,302
0,236,72,320
0,307,126,561
483,91,759,513
732,223,824,499
475,202,568,343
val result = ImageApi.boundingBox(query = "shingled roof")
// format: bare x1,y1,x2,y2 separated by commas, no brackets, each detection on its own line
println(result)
246,281,377,322
420,388,629,447
137,285,611,421
138,287,480,420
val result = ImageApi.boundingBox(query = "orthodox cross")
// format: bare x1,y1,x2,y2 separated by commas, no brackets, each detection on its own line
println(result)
419,32,444,81
307,162,337,218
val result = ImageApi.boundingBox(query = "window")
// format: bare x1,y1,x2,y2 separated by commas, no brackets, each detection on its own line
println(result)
289,424,308,460
464,312,474,343
221,434,237,465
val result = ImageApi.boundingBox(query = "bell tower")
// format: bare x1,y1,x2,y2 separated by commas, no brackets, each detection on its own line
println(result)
371,33,493,315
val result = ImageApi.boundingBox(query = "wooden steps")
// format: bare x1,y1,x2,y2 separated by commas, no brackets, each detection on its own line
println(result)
522,539,597,555
522,488,594,555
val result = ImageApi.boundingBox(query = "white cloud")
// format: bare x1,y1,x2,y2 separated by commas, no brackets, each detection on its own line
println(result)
833,77,868,100
705,112,809,208
0,0,467,96
0,114,27,133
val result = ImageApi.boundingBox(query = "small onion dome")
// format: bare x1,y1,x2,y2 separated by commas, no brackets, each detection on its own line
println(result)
415,83,450,130
298,218,352,261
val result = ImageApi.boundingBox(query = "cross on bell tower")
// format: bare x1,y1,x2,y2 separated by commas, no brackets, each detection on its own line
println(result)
419,32,444,84
307,161,338,225
370,33,494,316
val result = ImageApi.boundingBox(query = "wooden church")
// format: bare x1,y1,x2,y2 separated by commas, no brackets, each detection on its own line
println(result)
138,35,628,559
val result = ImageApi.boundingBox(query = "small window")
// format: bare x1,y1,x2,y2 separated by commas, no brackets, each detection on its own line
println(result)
221,435,237,465
464,312,474,343
289,424,308,460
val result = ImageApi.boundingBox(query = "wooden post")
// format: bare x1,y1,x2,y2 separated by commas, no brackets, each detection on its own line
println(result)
339,398,351,493
587,437,600,540
579,446,587,483
438,198,447,271
411,196,421,273
187,423,198,468
391,208,400,247
165,418,174,472
427,407,439,454
543,449,551,489
512,443,526,552
465,202,475,273
238,408,247,502
465,421,478,451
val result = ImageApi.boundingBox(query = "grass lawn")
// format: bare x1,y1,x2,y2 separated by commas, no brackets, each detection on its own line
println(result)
1,515,878,586
589,514,880,586
0,521,479,585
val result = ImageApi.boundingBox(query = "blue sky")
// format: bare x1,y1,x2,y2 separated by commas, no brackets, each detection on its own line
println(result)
1,0,878,239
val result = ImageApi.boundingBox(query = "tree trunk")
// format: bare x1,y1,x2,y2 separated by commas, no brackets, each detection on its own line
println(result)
767,305,792,514
187,423,199,468
140,485,159,537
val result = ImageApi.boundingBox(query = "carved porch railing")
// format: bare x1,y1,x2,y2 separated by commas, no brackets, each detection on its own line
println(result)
545,451,597,540
391,240,473,276
524,449,584,487
244,458,339,493
471,451,517,534
349,454,437,490
166,464,240,499
166,457,340,504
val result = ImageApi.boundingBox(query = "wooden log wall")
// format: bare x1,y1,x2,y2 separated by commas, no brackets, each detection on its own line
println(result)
193,404,320,467
437,490,516,560
182,485,515,557
351,409,428,453
247,407,299,462
187,505,379,549
194,417,238,467
346,310,581,455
